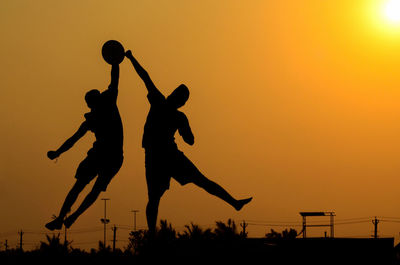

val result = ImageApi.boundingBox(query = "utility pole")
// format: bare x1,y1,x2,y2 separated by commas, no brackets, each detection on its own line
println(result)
330,213,335,238
240,220,248,237
5,240,8,252
372,216,379,239
18,230,23,251
100,198,110,247
112,225,117,252
131,210,139,231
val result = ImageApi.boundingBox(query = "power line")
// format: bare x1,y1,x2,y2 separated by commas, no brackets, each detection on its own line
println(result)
69,228,103,235
247,223,302,227
246,220,372,228
69,226,104,233
245,219,301,224
24,231,48,235
245,217,372,225
22,228,104,235
378,216,400,220
335,220,371,225
0,232,18,238
380,220,400,223
71,241,99,245
334,217,374,222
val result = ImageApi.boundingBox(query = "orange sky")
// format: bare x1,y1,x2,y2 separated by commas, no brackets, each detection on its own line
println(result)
1,0,400,250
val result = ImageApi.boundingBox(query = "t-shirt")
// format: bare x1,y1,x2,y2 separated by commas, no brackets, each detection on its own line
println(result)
142,89,190,151
85,88,123,155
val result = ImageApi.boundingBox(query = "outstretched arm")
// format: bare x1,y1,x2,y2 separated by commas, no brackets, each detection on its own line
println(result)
125,50,159,95
47,122,89,160
106,64,120,98
178,114,194,146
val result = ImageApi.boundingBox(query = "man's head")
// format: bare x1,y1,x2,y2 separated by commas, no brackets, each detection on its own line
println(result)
85,89,101,109
166,84,189,109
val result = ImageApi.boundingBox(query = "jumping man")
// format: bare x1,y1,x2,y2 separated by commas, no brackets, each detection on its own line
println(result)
125,50,252,235
45,63,124,230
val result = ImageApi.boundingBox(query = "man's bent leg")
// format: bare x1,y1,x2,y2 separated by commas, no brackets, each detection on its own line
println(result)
58,180,87,218
64,184,103,228
45,180,88,231
64,155,122,228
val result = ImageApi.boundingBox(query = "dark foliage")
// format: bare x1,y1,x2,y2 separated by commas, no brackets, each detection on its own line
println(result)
265,228,298,240
0,220,397,265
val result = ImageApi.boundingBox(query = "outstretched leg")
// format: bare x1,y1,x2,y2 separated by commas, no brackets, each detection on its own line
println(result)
176,153,252,211
45,180,87,231
193,174,252,210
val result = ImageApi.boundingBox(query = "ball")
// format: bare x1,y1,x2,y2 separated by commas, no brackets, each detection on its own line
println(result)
102,40,125,65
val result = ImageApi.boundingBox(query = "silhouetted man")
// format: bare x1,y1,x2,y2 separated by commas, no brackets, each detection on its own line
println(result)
125,50,252,235
45,64,123,230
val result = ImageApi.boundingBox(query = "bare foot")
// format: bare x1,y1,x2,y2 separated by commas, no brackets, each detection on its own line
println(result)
234,197,253,211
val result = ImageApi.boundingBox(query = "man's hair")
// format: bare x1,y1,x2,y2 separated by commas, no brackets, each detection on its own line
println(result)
85,89,100,107
167,84,189,108
175,84,189,98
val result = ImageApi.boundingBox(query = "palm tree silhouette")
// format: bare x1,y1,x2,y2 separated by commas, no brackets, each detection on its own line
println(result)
39,233,71,255
214,219,240,240
179,223,213,241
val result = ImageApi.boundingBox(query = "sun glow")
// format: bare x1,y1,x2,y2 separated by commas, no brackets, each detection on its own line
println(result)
384,0,400,23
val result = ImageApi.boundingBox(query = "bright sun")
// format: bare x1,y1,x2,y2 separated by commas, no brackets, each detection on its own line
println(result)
385,0,400,22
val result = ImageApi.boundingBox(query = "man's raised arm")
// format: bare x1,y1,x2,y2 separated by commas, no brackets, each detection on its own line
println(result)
125,50,159,94
107,64,120,96
47,122,89,160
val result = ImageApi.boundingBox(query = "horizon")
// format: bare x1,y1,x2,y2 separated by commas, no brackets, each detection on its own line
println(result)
1,214,398,251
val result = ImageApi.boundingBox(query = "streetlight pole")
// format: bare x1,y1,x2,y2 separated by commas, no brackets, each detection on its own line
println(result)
131,210,139,231
100,198,110,247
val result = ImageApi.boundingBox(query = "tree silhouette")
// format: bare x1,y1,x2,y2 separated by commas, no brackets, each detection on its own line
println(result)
157,219,176,242
265,228,298,240
179,223,213,241
97,240,112,253
214,219,240,240
39,233,71,256
127,229,148,255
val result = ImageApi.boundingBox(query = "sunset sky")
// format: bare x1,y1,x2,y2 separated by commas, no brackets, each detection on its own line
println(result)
1,0,400,249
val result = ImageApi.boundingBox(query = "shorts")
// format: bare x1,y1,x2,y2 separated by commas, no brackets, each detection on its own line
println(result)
75,152,123,192
145,149,203,197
